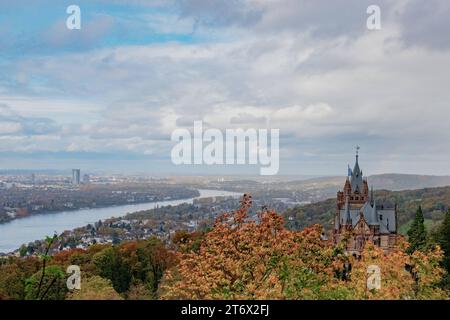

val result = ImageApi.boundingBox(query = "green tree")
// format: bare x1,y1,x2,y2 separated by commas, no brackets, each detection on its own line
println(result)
25,266,67,300
135,237,176,296
434,209,450,286
19,245,28,257
407,206,427,254
92,247,132,293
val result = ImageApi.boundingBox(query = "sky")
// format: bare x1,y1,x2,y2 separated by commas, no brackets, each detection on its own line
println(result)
1,0,450,176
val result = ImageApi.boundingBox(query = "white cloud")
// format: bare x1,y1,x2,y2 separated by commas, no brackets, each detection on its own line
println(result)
1,0,450,173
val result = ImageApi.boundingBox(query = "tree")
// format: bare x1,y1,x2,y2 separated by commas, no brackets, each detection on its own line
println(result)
172,230,204,253
333,241,446,300
134,237,177,296
19,245,28,257
160,194,332,299
92,247,132,293
434,209,450,286
0,265,26,300
160,195,448,300
407,206,427,253
25,266,67,300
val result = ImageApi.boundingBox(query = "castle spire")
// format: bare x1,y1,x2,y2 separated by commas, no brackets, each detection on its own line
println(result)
351,146,363,193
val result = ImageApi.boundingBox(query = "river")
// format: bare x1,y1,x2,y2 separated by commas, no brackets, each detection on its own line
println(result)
0,189,241,253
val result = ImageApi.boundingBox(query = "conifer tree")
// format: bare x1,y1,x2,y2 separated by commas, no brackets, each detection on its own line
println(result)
435,209,450,274
407,206,427,254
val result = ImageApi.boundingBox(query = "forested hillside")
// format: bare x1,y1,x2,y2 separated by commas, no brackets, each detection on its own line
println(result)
283,186,450,233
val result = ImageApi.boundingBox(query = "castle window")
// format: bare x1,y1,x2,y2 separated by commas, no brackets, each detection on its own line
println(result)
379,214,383,220
351,197,354,200
355,196,359,200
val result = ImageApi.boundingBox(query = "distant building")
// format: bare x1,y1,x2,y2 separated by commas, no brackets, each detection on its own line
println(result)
82,174,90,184
72,169,81,185
333,147,398,254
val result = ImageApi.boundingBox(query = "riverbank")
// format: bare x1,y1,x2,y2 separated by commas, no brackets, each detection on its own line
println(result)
0,189,241,254
0,189,200,226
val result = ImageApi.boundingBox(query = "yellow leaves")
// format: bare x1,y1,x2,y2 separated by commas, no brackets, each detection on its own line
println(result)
160,195,449,300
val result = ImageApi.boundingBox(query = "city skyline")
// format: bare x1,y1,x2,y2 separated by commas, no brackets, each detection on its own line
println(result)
1,1,450,175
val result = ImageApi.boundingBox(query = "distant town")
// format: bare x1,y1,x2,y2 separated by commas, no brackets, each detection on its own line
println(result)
0,170,199,224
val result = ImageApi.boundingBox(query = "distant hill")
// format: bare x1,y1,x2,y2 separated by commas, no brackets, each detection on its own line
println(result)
367,174,450,191
283,186,450,234
292,174,450,192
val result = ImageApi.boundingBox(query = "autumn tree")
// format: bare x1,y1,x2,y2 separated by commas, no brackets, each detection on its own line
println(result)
161,196,336,299
160,194,328,299
160,194,448,300
0,264,28,300
333,241,447,300
0,257,40,300
171,230,205,253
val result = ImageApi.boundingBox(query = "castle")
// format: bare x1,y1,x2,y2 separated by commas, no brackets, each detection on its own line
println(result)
333,147,398,254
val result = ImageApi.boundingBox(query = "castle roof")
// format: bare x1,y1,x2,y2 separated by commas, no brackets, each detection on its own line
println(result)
337,203,396,233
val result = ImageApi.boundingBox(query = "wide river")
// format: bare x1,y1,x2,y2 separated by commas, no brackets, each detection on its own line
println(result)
0,189,241,253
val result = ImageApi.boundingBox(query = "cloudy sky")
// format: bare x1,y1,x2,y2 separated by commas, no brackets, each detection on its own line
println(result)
0,0,450,176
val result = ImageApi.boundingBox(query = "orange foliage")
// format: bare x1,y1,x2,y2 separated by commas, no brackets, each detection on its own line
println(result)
160,194,448,300
53,249,87,266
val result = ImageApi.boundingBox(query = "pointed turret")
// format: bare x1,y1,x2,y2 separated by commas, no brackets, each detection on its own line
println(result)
350,146,364,193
